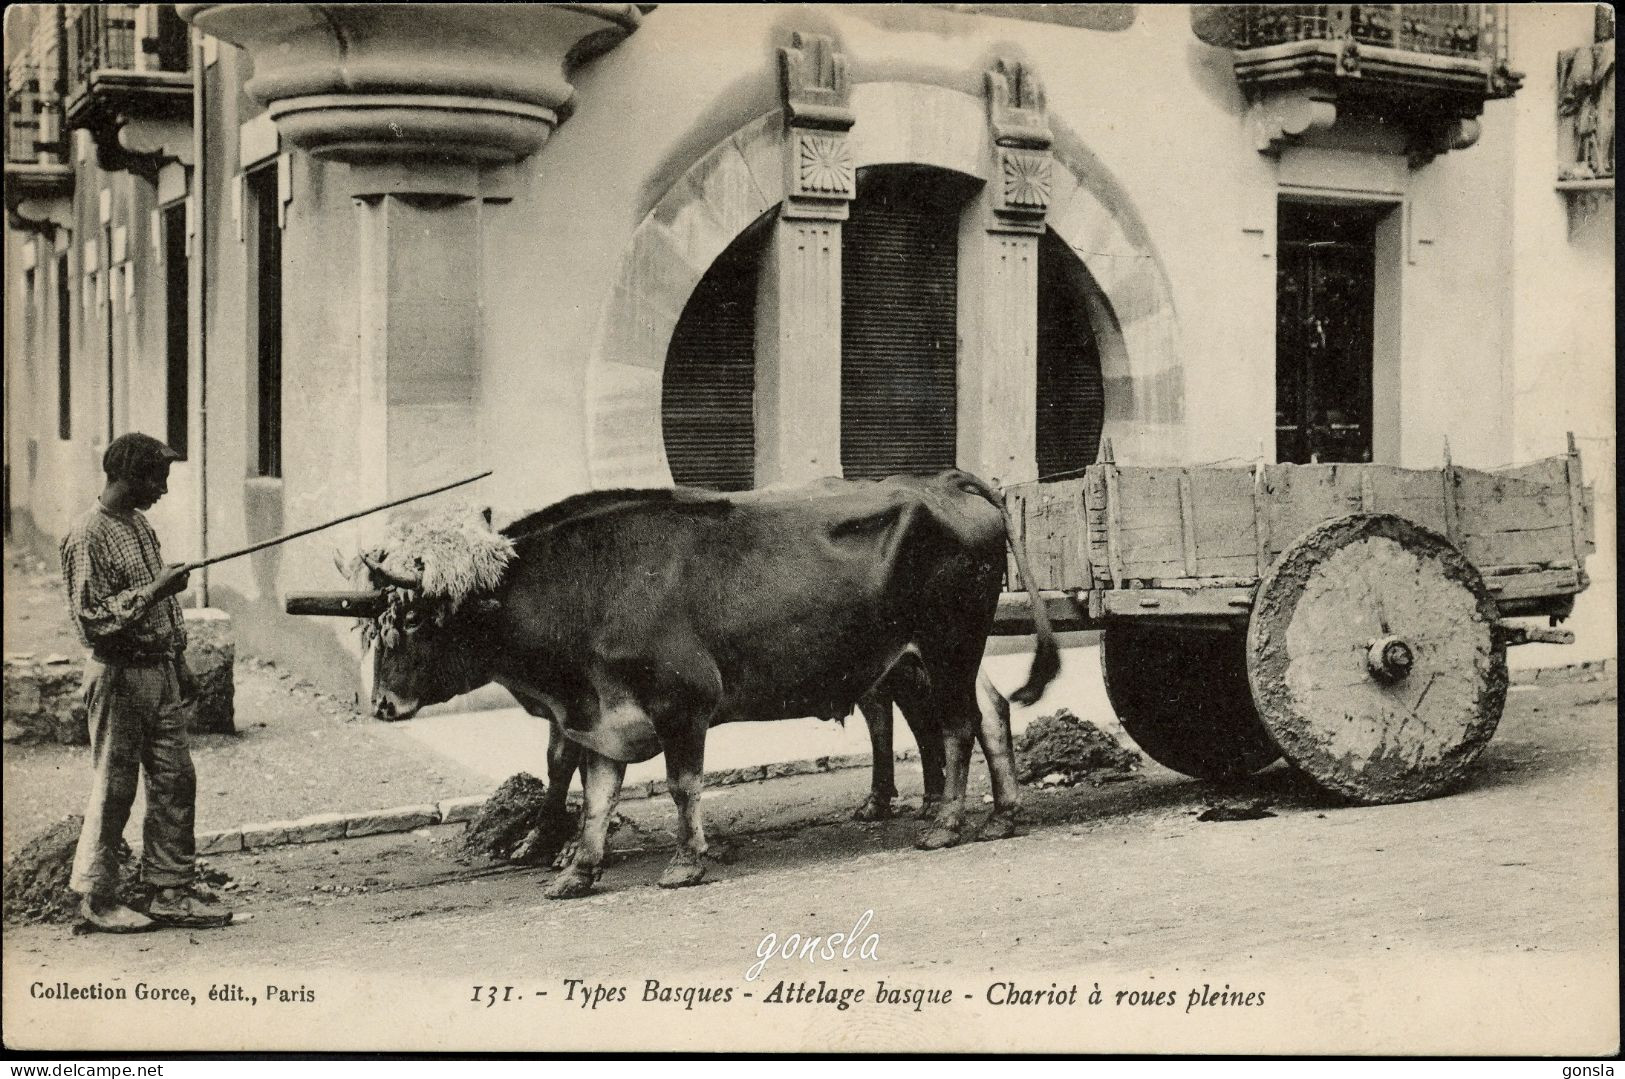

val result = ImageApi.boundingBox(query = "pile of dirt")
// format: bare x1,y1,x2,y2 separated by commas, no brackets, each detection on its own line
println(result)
459,772,646,868
2,816,139,925
3,817,235,926
461,773,553,863
1015,709,1141,787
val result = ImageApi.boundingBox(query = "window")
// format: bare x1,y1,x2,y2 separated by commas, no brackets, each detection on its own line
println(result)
661,216,769,491
658,164,1115,493
57,254,71,440
163,202,189,458
1276,200,1379,464
247,166,282,477
1035,228,1106,477
840,167,976,480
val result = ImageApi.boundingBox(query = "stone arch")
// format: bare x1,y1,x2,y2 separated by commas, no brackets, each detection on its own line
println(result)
584,81,1184,488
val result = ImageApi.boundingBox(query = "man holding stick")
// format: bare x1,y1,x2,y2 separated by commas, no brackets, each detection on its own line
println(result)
61,432,230,932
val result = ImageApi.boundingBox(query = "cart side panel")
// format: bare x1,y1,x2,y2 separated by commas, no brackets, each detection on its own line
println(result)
1188,469,1262,579
1364,466,1450,535
1453,458,1578,570
1262,464,1365,564
1011,478,1090,591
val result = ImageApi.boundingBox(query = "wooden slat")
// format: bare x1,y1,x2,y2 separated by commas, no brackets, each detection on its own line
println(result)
1253,464,1270,577
1177,471,1198,577
1460,525,1580,570
1483,566,1582,601
1101,587,1255,619
1104,464,1125,587
1441,464,1460,547
1564,434,1588,573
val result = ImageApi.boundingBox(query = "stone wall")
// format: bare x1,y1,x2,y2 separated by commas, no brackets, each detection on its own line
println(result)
1,608,236,744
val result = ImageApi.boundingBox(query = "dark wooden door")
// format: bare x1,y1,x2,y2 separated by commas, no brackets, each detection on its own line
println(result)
1276,204,1377,465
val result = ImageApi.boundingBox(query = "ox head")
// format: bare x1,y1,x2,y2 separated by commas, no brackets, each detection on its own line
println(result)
354,506,515,721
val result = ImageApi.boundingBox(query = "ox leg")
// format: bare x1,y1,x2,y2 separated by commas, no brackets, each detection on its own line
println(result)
916,677,979,851
853,693,897,821
511,722,584,866
892,674,947,821
545,752,624,900
972,671,1022,841
658,733,711,889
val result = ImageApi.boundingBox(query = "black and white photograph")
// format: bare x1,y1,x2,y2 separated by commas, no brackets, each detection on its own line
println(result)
1,1,1616,1057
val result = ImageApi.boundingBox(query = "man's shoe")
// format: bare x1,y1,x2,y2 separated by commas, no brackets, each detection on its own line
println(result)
147,886,232,928
77,896,156,934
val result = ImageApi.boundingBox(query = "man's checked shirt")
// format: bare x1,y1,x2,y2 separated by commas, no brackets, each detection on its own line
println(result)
60,505,187,657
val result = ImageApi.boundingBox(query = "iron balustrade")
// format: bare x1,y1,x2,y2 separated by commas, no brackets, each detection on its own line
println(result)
65,4,190,107
5,65,42,165
1233,5,1509,67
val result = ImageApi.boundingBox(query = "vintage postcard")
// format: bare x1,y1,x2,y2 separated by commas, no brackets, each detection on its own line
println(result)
2,2,1616,1056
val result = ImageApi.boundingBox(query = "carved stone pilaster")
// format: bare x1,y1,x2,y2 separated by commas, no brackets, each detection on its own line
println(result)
778,33,854,221
985,58,1053,234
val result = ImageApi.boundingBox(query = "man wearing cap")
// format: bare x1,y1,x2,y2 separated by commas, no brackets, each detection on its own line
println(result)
61,432,230,932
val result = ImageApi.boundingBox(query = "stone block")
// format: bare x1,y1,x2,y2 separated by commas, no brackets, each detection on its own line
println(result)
197,829,244,855
241,821,292,849
285,813,348,843
2,656,87,745
436,795,489,825
764,759,819,780
183,608,235,735
346,804,440,838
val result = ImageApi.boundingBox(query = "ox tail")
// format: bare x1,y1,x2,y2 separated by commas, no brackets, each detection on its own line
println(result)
955,473,1060,706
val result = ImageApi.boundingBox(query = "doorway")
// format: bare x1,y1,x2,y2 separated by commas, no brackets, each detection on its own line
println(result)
1275,200,1384,464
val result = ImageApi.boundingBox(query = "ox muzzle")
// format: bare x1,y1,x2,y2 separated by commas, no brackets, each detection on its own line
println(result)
284,590,418,720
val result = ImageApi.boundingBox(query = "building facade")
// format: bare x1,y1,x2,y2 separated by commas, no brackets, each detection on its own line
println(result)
4,4,1615,696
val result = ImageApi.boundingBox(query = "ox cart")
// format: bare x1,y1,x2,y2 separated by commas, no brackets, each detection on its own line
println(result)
991,436,1597,805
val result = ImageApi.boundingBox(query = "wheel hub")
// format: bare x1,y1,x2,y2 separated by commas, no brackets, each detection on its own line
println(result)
1366,635,1415,683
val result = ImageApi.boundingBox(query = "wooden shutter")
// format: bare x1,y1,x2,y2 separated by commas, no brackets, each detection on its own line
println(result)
662,223,765,491
840,169,972,480
1036,228,1105,478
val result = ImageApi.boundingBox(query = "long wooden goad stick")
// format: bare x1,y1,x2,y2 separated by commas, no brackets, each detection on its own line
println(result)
182,471,493,571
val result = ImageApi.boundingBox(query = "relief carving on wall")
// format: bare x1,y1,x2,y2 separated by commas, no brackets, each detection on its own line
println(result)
1557,38,1615,183
985,57,1053,232
779,32,856,219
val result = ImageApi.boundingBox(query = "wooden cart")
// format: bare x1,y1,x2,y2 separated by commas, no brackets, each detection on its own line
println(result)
993,436,1597,804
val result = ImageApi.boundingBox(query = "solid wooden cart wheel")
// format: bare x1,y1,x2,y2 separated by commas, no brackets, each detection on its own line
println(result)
1100,622,1281,781
1246,513,1507,804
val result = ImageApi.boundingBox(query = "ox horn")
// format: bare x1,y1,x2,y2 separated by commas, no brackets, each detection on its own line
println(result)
361,551,422,590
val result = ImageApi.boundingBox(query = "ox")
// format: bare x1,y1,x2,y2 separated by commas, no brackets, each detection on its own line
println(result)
356,471,1058,898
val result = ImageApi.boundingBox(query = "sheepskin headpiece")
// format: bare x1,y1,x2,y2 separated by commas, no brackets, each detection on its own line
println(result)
362,501,515,609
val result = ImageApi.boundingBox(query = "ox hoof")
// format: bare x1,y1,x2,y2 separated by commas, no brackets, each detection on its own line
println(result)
852,795,896,822
658,851,709,889
975,809,1021,842
510,824,572,866
545,867,596,900
915,797,947,822
915,821,963,851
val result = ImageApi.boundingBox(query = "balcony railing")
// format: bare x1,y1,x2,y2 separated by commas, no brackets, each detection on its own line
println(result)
1234,5,1507,67
66,4,190,107
6,69,42,166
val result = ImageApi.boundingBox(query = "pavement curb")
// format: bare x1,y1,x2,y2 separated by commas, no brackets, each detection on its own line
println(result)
197,749,906,855
199,656,1617,856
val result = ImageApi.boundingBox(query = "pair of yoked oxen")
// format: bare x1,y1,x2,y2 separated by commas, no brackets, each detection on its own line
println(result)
318,471,1058,899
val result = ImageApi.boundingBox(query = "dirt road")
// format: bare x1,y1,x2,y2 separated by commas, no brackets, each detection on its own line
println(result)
4,673,1618,1055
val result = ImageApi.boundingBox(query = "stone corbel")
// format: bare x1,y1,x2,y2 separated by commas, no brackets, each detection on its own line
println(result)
1249,89,1338,156
1406,116,1482,170
8,194,74,237
117,115,195,170
985,58,1053,233
778,32,855,221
